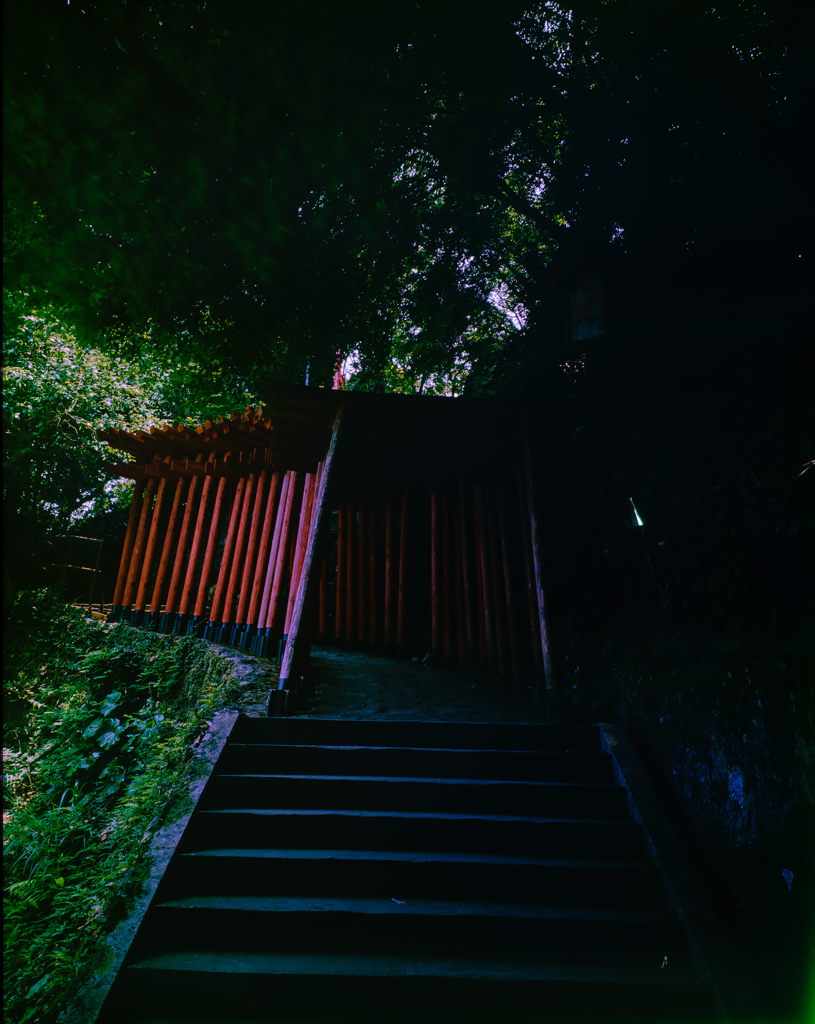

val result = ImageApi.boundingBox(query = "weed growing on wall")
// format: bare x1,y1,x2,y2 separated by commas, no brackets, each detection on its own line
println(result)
2,589,237,1024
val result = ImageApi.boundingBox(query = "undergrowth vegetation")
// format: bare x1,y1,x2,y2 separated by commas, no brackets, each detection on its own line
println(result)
2,589,237,1024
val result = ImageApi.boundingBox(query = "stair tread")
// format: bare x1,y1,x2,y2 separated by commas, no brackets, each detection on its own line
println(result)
214,773,618,787
227,744,600,754
95,715,720,1023
125,950,704,986
156,894,677,923
182,848,657,870
230,718,602,752
198,808,635,824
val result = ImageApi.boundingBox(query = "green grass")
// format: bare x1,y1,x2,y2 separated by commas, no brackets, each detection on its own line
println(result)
3,589,238,1024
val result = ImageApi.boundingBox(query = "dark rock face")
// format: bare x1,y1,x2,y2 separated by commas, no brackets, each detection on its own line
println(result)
623,655,813,1020
526,319,815,1023
561,647,814,1022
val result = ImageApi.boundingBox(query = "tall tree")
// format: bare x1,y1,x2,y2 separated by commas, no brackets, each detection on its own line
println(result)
4,1,811,392
2,291,257,592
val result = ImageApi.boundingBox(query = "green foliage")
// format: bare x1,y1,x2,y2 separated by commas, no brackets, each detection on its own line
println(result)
2,290,258,589
5,1,808,395
1,1,567,388
3,295,158,537
3,589,237,1024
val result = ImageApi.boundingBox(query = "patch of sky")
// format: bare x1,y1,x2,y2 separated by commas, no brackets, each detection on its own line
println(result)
488,281,528,330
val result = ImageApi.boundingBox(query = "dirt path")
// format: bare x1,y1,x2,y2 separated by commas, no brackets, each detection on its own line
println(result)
215,644,538,723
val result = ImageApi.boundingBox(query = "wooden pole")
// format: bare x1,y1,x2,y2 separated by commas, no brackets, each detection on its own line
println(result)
524,439,555,709
369,499,378,649
109,477,145,621
304,466,323,594
284,472,315,639
162,456,205,632
474,530,487,674
486,482,509,691
384,492,396,654
345,501,356,647
219,472,257,641
121,476,158,617
308,463,325,575
442,494,453,667
335,503,346,642
515,453,544,680
244,470,282,647
147,475,187,629
252,471,291,654
430,492,441,665
195,473,234,630
457,480,476,669
192,474,234,635
176,456,217,633
473,481,495,681
232,469,268,646
302,464,324,641
396,488,409,659
274,408,344,712
319,554,329,640
452,493,467,668
357,501,368,646
495,475,524,697
265,469,300,644
288,511,298,582
133,461,174,623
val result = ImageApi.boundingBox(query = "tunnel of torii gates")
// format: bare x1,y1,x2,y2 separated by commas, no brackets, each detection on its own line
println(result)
101,384,555,717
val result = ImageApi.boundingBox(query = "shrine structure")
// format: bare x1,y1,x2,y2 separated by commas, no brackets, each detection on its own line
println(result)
100,385,554,716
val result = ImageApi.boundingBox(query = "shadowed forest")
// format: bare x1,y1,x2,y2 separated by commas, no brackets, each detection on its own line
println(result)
3,2,813,1022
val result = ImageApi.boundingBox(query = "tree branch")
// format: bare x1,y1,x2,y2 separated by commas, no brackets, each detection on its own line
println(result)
492,179,566,241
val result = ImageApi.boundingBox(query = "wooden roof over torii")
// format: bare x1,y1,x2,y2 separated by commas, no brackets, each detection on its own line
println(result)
101,384,521,494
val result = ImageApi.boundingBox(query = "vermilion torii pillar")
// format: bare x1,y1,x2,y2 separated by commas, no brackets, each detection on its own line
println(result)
274,408,343,715
100,389,557,718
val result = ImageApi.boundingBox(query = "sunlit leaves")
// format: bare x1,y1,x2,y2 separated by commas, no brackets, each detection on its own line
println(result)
4,0,807,404
2,290,258,586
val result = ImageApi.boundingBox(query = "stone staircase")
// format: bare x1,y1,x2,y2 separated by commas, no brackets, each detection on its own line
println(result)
96,717,718,1023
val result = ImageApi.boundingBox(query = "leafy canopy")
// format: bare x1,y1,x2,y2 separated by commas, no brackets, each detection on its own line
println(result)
2,291,256,582
4,1,810,395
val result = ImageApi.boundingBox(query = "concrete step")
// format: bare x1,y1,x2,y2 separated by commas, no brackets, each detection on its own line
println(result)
127,897,692,971
98,954,716,1023
94,717,718,1024
181,809,646,860
229,715,602,752
200,774,629,818
217,744,614,783
154,849,665,909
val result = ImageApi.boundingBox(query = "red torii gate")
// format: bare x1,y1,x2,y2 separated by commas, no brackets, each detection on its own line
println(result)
101,384,555,716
